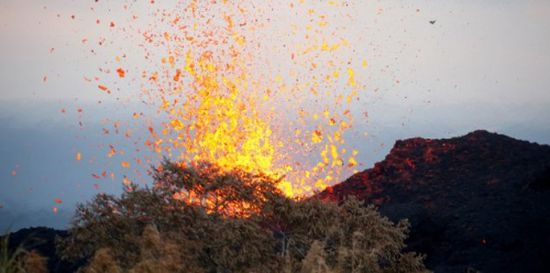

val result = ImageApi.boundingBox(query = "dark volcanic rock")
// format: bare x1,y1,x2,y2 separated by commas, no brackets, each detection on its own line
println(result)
317,130,550,273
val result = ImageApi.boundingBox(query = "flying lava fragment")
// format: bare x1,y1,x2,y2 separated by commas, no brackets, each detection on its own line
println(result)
116,68,125,78
69,0,369,198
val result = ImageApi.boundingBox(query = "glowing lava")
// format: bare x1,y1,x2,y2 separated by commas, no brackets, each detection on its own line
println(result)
71,1,368,197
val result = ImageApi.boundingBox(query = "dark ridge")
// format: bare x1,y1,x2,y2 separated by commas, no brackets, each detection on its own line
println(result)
317,130,550,273
2,227,81,273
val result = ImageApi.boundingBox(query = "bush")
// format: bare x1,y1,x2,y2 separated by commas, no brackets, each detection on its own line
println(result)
1,234,48,273
57,160,429,273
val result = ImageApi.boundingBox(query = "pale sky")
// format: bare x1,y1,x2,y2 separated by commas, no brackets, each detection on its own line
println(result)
1,0,550,229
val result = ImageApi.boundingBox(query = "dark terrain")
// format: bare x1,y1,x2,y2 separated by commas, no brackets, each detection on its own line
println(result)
318,130,550,273
4,130,550,273
3,227,80,273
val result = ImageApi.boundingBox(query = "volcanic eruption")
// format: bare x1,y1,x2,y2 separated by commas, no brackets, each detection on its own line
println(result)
81,0,367,197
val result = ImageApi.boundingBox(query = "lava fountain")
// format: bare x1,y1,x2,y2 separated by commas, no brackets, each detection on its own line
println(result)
78,0,368,197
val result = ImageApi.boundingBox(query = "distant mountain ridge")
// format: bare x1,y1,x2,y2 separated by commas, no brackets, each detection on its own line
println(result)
317,130,550,273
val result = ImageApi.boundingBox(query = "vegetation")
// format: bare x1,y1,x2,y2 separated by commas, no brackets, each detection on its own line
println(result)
1,233,48,273
57,160,429,273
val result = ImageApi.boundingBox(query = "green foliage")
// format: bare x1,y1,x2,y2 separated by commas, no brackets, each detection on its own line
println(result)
58,160,429,273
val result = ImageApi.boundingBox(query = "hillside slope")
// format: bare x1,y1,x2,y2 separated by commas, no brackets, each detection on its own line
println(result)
318,130,550,273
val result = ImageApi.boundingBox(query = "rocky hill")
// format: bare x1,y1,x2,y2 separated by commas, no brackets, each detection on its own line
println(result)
317,130,550,273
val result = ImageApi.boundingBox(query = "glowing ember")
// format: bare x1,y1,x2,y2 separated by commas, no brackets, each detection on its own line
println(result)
71,1,368,197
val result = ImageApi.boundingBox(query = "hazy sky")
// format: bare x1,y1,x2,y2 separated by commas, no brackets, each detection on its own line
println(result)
1,0,550,230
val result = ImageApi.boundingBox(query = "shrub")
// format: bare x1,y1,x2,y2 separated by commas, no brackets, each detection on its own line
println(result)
1,234,48,273
58,160,429,273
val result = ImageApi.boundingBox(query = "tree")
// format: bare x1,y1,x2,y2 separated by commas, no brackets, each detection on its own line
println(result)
57,160,429,273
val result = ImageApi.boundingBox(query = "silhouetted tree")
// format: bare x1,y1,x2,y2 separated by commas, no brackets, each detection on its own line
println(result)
58,160,429,273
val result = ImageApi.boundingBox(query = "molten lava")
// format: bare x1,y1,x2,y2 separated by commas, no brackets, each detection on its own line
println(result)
72,1,368,198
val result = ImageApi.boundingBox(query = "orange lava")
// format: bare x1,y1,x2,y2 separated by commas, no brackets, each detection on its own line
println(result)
70,1,368,198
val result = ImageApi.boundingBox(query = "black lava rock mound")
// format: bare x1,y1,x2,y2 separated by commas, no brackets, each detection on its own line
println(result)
317,130,550,273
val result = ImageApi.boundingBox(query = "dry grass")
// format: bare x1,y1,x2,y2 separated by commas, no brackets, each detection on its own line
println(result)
22,251,48,273
300,241,332,273
82,248,121,273
1,234,48,273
